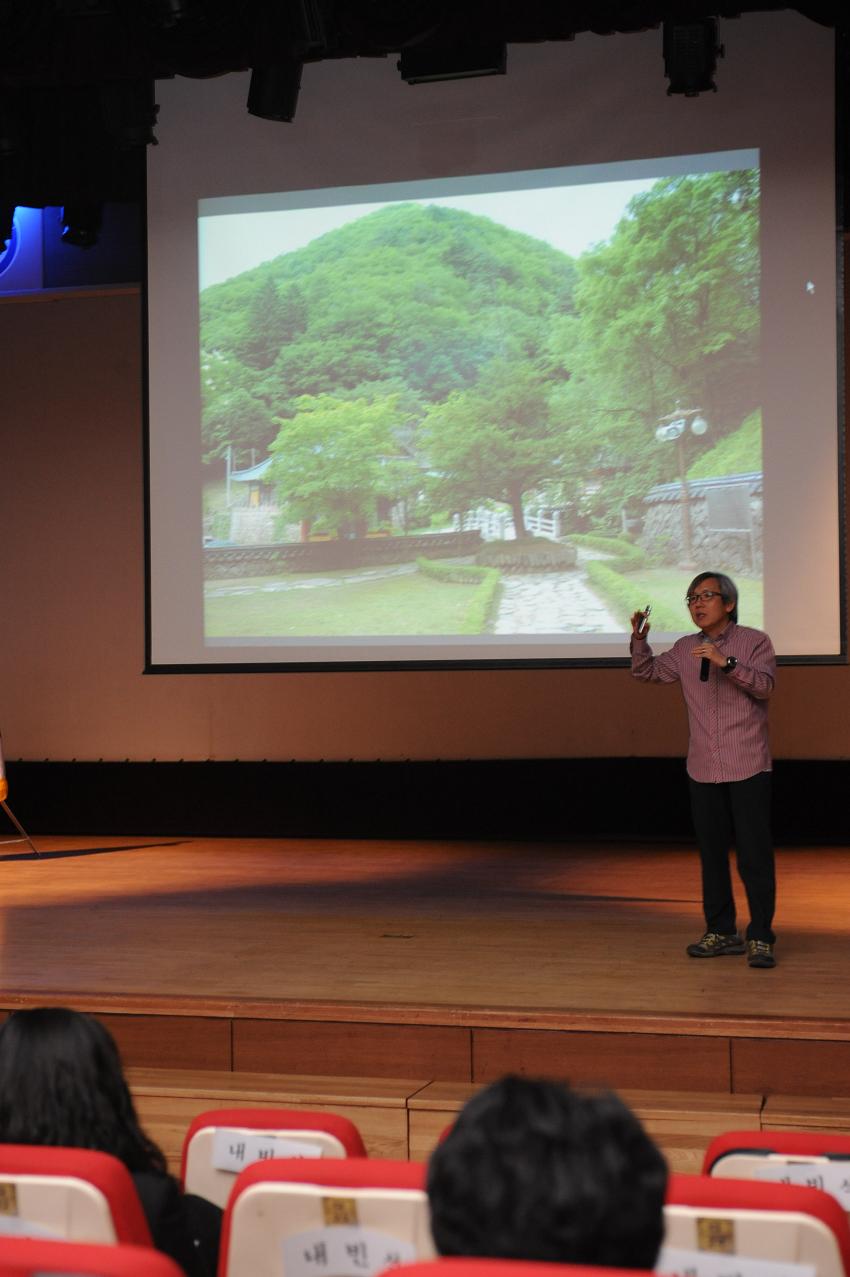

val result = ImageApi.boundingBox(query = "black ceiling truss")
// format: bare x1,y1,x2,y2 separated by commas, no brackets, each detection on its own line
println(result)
0,2,845,229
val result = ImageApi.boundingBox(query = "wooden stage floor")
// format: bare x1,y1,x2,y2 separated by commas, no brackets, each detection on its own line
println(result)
0,835,848,1095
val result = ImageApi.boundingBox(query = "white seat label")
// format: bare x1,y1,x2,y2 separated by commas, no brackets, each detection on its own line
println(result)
212,1129,324,1172
754,1159,850,1210
658,1245,815,1277
284,1225,416,1277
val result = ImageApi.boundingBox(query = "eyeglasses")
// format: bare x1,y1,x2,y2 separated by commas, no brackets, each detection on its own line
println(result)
686,590,722,605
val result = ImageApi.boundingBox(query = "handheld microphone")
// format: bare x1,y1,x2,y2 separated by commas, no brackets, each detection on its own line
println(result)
700,637,712,682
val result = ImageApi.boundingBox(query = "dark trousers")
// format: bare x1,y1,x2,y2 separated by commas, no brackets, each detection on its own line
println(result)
688,771,775,944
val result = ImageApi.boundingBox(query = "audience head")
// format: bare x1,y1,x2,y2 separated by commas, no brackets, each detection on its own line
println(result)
0,1006,165,1173
427,1075,668,1270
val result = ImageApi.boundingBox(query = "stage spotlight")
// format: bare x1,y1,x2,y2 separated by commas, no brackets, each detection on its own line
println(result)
663,17,723,97
59,202,103,248
247,61,304,122
398,40,506,85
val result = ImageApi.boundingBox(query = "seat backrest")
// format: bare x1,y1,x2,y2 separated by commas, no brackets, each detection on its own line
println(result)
0,1235,184,1276
0,1145,152,1246
664,1171,850,1277
705,1130,850,1210
181,1107,367,1208
219,1157,434,1277
381,1261,653,1277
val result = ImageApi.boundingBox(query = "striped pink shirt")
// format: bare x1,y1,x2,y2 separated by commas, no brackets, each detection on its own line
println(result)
631,621,776,783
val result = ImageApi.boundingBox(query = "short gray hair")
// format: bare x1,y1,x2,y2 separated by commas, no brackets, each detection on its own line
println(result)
687,571,738,623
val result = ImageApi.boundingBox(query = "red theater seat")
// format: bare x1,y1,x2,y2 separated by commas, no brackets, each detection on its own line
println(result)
378,1261,654,1277
0,1236,184,1276
664,1171,850,1277
704,1128,850,1177
219,1157,433,1277
0,1145,152,1246
181,1107,367,1207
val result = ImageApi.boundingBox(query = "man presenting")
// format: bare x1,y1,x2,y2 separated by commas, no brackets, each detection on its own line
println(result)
630,571,777,968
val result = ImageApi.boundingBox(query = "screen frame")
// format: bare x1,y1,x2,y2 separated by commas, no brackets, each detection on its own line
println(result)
143,22,848,675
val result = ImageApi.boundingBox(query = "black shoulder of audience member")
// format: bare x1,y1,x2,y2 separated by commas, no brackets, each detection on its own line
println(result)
427,1074,668,1271
0,1006,221,1277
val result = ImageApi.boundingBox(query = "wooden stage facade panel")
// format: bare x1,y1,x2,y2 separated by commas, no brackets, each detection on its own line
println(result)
102,1014,232,1070
233,1020,471,1081
472,1028,732,1091
87,1021,850,1098
732,1038,850,1097
0,835,849,1098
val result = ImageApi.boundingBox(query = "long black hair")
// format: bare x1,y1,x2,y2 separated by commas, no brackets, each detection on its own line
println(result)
0,1007,166,1173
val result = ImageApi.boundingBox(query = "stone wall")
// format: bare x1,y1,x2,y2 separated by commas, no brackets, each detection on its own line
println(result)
204,530,484,579
639,475,762,573
227,506,284,545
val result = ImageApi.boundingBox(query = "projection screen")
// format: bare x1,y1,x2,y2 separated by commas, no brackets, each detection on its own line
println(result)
146,10,844,670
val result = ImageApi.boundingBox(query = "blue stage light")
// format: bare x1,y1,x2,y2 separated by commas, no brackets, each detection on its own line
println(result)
0,208,20,276
0,208,44,293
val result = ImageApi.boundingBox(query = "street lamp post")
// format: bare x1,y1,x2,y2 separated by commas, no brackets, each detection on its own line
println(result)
655,404,709,569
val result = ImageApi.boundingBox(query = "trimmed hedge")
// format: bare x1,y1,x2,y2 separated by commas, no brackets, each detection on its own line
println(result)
416,556,490,584
585,561,683,632
566,533,645,573
463,569,502,634
416,557,502,635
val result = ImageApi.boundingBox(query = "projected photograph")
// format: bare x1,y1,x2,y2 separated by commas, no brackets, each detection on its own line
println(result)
199,155,762,643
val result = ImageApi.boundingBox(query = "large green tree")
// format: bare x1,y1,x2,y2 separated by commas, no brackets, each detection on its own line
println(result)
201,342,279,463
268,392,418,538
547,169,760,525
203,386,277,465
422,355,560,537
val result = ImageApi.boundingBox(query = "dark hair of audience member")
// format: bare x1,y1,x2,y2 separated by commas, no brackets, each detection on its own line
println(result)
427,1075,668,1271
0,1006,165,1171
0,1007,221,1277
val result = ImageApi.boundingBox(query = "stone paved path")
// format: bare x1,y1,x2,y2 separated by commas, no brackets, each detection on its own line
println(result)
491,568,620,634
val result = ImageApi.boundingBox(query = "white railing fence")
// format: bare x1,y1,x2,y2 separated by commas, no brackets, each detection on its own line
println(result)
453,507,562,541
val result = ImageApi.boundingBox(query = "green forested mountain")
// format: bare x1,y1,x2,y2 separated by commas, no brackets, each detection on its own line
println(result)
200,201,577,461
201,172,760,540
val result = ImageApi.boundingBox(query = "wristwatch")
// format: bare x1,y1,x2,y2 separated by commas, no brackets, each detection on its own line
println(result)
723,656,738,673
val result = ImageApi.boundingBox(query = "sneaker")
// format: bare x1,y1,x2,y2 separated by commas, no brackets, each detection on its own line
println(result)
747,939,776,968
686,931,746,958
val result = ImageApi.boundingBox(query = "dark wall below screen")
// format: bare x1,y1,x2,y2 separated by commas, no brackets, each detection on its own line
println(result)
3,757,846,843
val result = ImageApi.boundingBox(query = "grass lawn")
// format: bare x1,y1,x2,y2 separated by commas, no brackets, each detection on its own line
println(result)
598,567,763,631
205,570,489,636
